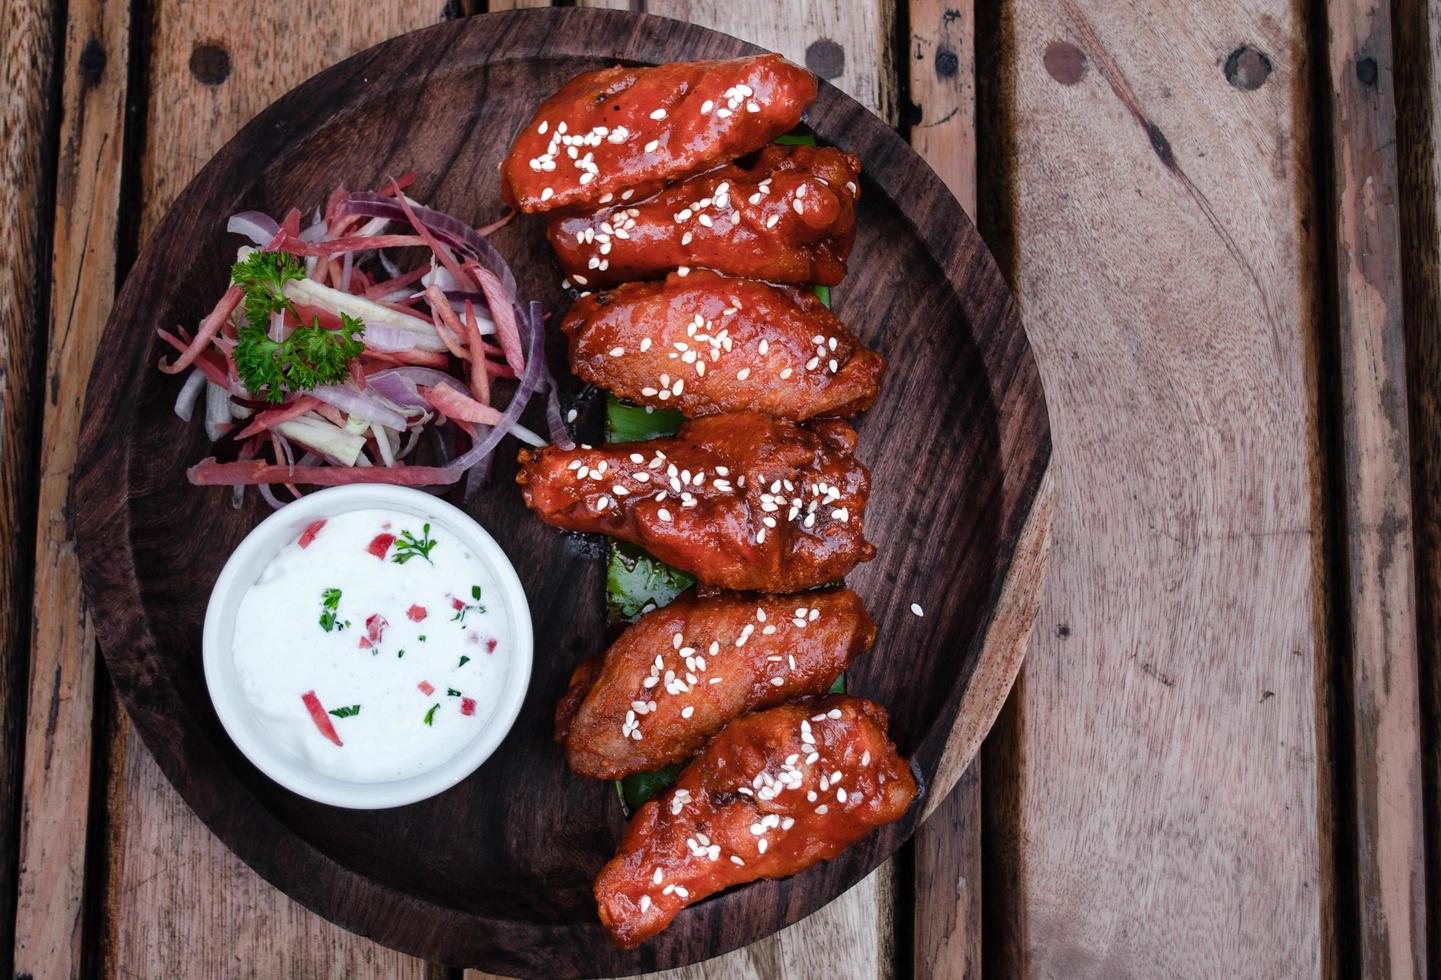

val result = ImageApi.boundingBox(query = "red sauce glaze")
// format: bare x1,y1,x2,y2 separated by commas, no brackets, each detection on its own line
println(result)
561,270,884,420
556,588,876,779
517,412,875,592
593,696,916,947
501,55,816,213
548,145,861,287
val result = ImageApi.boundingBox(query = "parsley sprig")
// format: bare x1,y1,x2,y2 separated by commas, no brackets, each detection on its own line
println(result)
391,524,437,566
230,250,365,403
328,704,361,718
319,587,344,632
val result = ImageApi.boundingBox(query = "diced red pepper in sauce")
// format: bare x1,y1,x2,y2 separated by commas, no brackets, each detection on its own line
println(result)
358,636,373,650
486,637,498,653
451,596,465,610
301,691,343,747
297,519,326,549
418,680,435,696
460,697,477,717
407,604,428,622
365,614,388,645
367,533,396,558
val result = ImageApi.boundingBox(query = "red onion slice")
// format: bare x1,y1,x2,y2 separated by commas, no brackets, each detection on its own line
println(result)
227,210,279,245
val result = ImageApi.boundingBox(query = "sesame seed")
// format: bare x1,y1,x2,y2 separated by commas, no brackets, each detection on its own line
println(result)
640,337,652,352
681,706,694,718
731,855,744,865
537,120,549,134
792,198,805,214
737,367,751,381
645,139,660,153
911,603,925,617
758,839,768,854
609,346,625,357
650,108,667,120
677,266,690,276
766,214,779,228
658,508,672,522
540,187,554,201
770,676,785,686
681,231,693,245
861,750,871,765
815,804,829,815
599,191,613,203
572,273,588,285
779,367,793,379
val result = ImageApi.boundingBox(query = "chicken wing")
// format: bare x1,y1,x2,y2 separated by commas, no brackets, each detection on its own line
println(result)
593,696,916,947
560,270,884,420
516,412,875,592
502,55,816,213
548,145,861,287
556,588,876,779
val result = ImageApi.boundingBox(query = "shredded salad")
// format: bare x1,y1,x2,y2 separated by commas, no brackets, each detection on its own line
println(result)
162,173,571,507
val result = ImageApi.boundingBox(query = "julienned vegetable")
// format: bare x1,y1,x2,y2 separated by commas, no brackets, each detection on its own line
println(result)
160,174,571,506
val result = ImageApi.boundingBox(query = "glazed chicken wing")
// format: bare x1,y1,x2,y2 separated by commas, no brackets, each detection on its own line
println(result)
593,696,916,947
556,588,876,779
502,55,816,213
516,412,875,592
560,270,884,420
548,145,861,287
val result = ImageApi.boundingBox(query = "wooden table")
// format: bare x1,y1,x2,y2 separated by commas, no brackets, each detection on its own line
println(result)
3,0,1436,976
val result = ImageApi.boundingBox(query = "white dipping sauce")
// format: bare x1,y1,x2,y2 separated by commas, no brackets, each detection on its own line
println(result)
232,507,512,782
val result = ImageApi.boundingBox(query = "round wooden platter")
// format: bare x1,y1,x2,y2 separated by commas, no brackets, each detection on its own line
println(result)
72,8,1050,977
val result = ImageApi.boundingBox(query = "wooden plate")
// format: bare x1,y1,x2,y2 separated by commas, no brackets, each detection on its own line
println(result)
73,8,1050,976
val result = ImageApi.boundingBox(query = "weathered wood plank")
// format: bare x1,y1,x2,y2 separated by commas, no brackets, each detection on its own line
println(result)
10,1,127,976
1322,1,1425,975
906,3,980,974
908,0,975,214
102,2,444,976
998,1,1329,976
1392,0,1441,975
0,0,59,974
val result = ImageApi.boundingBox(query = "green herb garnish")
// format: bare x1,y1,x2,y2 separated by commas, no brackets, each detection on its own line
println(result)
319,587,343,632
328,704,361,718
458,655,470,668
397,649,405,659
451,585,486,624
423,703,439,726
447,688,462,697
230,250,364,402
391,524,437,566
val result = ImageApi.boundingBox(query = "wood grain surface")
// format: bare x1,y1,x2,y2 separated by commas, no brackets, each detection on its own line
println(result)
996,1,1331,976
1393,0,1441,975
70,7,1047,975
10,1,126,977
1322,1,1425,975
0,2,58,975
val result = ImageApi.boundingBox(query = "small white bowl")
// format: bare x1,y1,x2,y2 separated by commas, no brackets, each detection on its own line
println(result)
203,484,532,809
